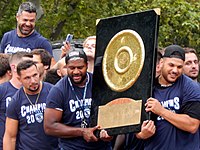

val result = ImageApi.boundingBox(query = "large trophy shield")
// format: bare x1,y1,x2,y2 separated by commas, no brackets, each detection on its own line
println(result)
91,8,160,135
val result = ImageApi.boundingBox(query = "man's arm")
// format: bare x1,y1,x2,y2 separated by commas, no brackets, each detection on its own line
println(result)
44,108,98,142
3,117,18,150
146,98,199,133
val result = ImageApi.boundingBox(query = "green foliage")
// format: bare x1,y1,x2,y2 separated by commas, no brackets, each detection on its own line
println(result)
0,0,199,50
0,0,22,39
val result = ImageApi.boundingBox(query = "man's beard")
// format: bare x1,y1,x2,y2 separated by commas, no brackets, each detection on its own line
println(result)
18,24,34,36
28,84,40,93
70,73,87,85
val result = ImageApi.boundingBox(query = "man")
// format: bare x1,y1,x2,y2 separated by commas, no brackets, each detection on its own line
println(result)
83,36,96,73
61,35,96,73
44,49,112,149
0,54,12,84
44,57,67,84
31,49,52,80
183,47,199,81
145,45,200,149
0,52,33,150
3,60,58,150
44,49,155,149
0,2,56,66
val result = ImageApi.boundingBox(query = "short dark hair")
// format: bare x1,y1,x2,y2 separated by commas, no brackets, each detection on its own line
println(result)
17,60,37,76
17,2,37,15
0,54,11,77
9,51,33,65
183,47,196,53
44,69,61,85
31,49,52,69
183,47,198,61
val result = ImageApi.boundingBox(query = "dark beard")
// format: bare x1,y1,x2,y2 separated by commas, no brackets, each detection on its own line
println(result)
18,24,34,36
71,73,87,85
28,85,40,93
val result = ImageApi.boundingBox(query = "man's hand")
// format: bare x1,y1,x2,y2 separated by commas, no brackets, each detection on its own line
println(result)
145,97,165,116
136,120,155,139
60,42,71,58
82,126,99,142
99,129,113,142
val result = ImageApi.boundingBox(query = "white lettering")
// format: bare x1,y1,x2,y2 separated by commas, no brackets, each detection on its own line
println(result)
21,106,26,117
69,99,75,112
6,97,12,108
5,44,31,54
157,97,180,121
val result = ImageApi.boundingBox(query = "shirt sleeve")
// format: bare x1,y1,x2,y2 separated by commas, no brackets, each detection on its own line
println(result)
6,96,19,120
40,39,53,55
0,34,6,53
180,101,200,120
46,85,64,111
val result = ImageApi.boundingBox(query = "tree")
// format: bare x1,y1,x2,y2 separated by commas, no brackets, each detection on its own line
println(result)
0,0,199,50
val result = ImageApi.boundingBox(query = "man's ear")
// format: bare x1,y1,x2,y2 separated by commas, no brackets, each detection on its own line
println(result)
16,14,19,22
17,76,21,82
10,64,17,72
6,70,12,77
57,69,62,77
44,65,49,70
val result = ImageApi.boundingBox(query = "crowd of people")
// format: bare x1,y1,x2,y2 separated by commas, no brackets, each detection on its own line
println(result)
0,1,199,150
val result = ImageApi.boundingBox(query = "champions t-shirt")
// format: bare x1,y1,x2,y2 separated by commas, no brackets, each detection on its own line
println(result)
46,73,111,150
6,82,58,150
144,75,200,150
0,29,52,55
0,81,18,150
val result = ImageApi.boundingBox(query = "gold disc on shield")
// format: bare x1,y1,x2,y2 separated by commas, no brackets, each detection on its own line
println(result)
102,29,145,92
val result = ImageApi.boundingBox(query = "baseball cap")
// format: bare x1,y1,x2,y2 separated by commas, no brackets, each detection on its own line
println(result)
163,45,185,61
65,49,88,64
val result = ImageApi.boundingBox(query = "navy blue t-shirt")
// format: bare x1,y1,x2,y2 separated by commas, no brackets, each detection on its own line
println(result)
46,73,111,150
144,75,200,150
0,29,52,55
6,82,58,150
0,81,18,150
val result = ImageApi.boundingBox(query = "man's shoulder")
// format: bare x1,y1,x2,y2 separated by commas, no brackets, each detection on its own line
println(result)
3,29,16,35
0,81,17,91
32,30,47,40
1,30,16,41
43,81,54,89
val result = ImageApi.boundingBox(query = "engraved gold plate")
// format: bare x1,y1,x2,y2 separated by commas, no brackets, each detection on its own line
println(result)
102,29,145,92
98,98,142,129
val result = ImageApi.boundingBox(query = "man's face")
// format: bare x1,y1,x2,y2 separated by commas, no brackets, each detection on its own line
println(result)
57,58,68,77
18,65,40,93
33,54,44,78
160,57,184,84
83,38,96,59
183,53,199,80
67,58,87,86
16,11,36,37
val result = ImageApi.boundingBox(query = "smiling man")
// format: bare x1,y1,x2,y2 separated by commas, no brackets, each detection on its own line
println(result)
145,45,200,150
0,2,55,65
44,49,113,149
